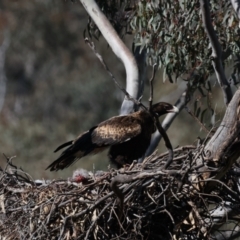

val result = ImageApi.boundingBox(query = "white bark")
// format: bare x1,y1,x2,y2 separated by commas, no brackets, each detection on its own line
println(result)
79,0,139,114
133,46,147,102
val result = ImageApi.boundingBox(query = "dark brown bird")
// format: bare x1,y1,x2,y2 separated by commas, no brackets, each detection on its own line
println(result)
46,102,178,171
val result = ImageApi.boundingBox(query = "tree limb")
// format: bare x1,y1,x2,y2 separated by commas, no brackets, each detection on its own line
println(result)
80,0,139,114
192,89,240,191
145,89,188,157
204,89,240,180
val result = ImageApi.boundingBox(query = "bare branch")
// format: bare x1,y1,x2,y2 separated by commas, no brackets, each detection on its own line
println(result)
185,107,211,134
84,38,147,111
145,89,188,157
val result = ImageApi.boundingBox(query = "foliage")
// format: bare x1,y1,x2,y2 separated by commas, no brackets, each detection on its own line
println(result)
92,0,240,83
85,0,240,129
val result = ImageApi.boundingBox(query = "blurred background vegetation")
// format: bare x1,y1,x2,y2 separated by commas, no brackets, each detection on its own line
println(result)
0,0,224,179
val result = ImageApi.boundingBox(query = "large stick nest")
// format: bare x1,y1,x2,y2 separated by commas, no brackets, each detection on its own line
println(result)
1,145,240,240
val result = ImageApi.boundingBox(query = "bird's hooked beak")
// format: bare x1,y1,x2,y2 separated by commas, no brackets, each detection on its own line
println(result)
167,105,179,113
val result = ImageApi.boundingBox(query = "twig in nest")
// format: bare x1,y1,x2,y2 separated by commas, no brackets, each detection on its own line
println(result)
2,154,17,172
1,154,33,184
58,189,117,240
110,174,137,219
84,202,111,240
188,201,207,235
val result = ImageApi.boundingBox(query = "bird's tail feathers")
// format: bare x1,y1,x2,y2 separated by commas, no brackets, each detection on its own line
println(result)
46,153,80,171
47,129,103,171
54,140,73,152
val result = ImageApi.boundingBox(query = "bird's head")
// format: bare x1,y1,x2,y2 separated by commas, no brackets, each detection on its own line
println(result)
151,102,179,116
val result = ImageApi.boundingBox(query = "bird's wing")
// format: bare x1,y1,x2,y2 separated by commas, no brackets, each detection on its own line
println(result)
91,115,142,145
47,116,142,171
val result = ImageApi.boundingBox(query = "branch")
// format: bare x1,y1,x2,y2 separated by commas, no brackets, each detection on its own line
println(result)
80,0,139,114
84,38,147,111
204,88,240,180
212,225,240,240
200,0,233,105
191,88,240,191
145,89,188,157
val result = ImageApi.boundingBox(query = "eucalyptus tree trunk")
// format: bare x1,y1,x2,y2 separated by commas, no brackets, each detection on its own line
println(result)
79,0,140,115
195,88,240,190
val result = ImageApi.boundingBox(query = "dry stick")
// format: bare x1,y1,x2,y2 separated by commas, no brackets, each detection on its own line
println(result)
84,38,147,111
145,88,188,157
157,145,196,158
58,191,115,240
111,206,127,233
197,194,213,230
148,63,157,110
192,178,240,201
110,168,182,218
110,175,139,219
185,107,210,134
84,202,111,240
188,201,207,235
